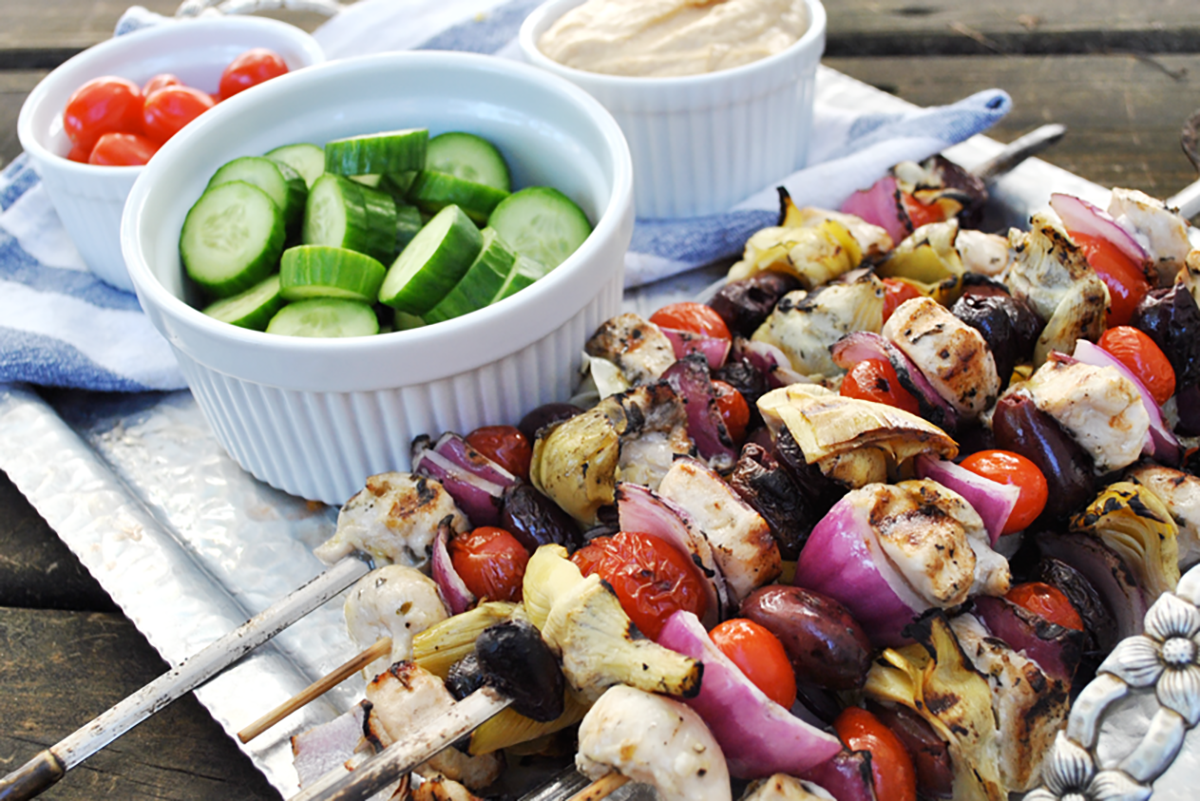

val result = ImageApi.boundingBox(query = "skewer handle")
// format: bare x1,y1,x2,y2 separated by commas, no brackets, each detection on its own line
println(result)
0,751,64,801
970,123,1067,182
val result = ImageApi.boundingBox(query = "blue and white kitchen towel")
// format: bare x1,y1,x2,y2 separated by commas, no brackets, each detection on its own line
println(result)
0,0,1010,392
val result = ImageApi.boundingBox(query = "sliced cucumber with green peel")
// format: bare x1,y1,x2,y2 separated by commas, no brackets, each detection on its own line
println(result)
266,298,380,338
351,174,382,188
360,184,399,263
208,156,306,232
408,170,508,225
265,143,325,188
395,203,424,252
423,228,517,324
201,274,284,330
381,171,418,199
280,245,386,303
426,132,511,192
181,181,285,298
487,187,591,271
379,204,483,315
394,311,427,331
325,128,428,177
491,255,548,303
302,173,388,263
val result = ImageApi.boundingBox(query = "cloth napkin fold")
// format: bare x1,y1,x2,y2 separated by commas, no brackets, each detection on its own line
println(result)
0,0,1010,393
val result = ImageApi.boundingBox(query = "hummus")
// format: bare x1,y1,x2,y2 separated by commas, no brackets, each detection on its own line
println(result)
537,0,809,78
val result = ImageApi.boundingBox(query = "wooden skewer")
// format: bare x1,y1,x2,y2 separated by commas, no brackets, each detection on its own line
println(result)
238,637,393,743
564,773,631,801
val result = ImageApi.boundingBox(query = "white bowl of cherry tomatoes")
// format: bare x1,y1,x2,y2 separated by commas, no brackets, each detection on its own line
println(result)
17,16,324,292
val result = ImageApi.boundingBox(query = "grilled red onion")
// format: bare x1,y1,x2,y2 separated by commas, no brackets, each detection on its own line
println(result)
972,596,1083,683
799,749,878,801
662,354,739,470
431,519,475,615
1049,193,1151,266
831,331,960,431
840,174,907,245
412,433,517,526
657,610,843,779
915,455,1019,544
734,338,807,388
659,327,731,370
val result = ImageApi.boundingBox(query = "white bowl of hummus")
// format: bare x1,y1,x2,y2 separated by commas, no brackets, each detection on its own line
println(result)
520,0,825,219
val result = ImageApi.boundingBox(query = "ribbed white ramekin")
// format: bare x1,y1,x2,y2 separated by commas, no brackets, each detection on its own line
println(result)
121,51,634,506
17,17,325,291
519,0,826,219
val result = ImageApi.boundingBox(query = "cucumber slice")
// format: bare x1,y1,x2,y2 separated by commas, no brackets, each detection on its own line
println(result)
181,181,285,298
266,298,380,338
280,245,386,303
407,170,509,225
487,186,591,271
361,184,399,263
381,171,418,198
325,128,429,176
379,204,483,315
351,174,382,188
208,156,306,232
265,143,325,188
201,274,285,330
491,256,547,303
302,173,394,264
394,311,427,331
426,132,511,192
395,203,423,252
423,228,517,324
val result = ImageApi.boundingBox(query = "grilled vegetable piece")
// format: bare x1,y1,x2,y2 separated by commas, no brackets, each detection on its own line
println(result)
709,272,804,339
344,565,449,677
1070,481,1181,600
474,618,564,722
412,602,518,679
876,219,966,305
1126,463,1200,568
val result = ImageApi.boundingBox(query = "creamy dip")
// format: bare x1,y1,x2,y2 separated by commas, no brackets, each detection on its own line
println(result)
537,0,809,78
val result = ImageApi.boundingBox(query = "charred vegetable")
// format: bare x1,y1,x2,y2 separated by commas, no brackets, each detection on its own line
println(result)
991,394,1096,519
499,483,583,553
709,272,803,338
474,618,565,722
727,439,834,559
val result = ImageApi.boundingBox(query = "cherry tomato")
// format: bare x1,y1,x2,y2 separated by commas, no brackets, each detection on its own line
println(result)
1098,325,1176,405
63,76,144,151
840,358,921,415
218,48,289,99
649,302,732,340
1070,230,1152,327
710,618,796,709
141,85,215,145
711,380,750,445
959,449,1049,534
881,278,924,324
66,141,91,163
1006,581,1084,631
142,73,182,97
901,192,946,230
570,531,708,640
448,526,530,603
465,425,532,481
87,132,158,166
834,706,917,801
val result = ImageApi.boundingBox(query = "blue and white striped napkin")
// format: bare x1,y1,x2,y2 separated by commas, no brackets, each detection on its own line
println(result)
0,0,1010,392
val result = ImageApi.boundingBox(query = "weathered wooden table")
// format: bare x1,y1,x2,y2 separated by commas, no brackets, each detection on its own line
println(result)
2,1,1200,799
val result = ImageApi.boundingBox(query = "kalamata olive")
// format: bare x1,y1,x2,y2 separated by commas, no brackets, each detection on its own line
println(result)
500,482,584,553
1133,284,1200,434
772,427,846,519
739,585,872,691
475,619,565,722
708,272,802,338
866,700,955,799
728,442,813,559
445,652,486,701
713,356,769,430
952,292,1021,390
991,394,1095,520
517,402,583,443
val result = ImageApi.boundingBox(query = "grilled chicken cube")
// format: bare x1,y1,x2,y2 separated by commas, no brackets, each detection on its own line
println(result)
585,312,677,387
344,566,449,677
1108,187,1191,285
741,774,836,801
1126,463,1200,568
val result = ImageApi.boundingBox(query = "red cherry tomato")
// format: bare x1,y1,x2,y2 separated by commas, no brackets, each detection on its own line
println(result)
141,85,215,145
465,425,532,481
1006,582,1084,631
1070,230,1152,327
63,76,144,151
840,358,921,415
87,132,158,166
834,706,917,801
710,618,796,709
900,192,946,230
649,302,732,340
881,278,924,324
218,48,289,99
959,449,1049,534
711,380,750,446
1098,325,1176,406
141,73,182,97
570,531,708,640
66,141,92,163
448,526,530,603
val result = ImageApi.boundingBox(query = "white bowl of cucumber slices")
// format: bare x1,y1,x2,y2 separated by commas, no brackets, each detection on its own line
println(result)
121,50,634,505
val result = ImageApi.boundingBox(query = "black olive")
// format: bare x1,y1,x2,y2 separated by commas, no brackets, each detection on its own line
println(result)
992,394,1095,520
518,402,584,443
475,619,565,723
1132,284,1200,434
708,272,802,338
951,292,1021,390
713,355,769,430
445,652,487,701
500,483,584,553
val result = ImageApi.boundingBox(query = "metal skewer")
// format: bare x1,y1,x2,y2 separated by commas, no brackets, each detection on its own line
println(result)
969,123,1067,182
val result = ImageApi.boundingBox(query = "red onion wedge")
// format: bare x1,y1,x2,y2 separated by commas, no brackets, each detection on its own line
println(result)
831,331,960,431
972,596,1083,683
734,338,808,388
915,455,1019,544
799,749,879,801
1049,192,1151,267
660,327,731,370
412,435,511,526
840,174,909,245
662,354,739,470
431,519,476,615
657,610,843,780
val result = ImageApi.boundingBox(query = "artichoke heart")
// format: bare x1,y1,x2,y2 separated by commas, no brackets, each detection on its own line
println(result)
727,222,860,289
412,601,518,679
876,219,965,305
1070,481,1181,601
468,688,590,756
757,384,958,487
778,194,894,262
1032,271,1108,365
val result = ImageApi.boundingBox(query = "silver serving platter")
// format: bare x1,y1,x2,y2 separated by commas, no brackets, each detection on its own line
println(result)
1,67,1195,799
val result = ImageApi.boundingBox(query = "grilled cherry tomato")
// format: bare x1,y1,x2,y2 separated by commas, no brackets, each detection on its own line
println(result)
1070,230,1152,327
63,76,144,151
881,278,923,324
901,193,946,230
1098,325,1176,405
710,618,796,709
834,706,918,801
87,132,158,166
141,73,182,97
218,48,289,99
649,301,732,340
711,380,750,445
1006,581,1084,631
465,425,532,481
570,530,708,640
448,526,530,603
959,449,1049,534
142,85,215,145
840,358,921,415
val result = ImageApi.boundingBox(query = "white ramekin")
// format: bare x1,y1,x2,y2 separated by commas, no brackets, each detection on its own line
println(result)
519,0,826,219
121,51,634,506
17,17,325,292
